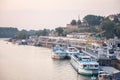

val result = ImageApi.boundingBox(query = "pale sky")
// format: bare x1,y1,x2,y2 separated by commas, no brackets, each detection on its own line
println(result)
0,0,120,30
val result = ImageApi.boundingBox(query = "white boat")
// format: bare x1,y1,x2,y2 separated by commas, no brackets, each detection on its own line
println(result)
51,45,67,59
66,46,80,58
70,53,99,76
98,71,111,80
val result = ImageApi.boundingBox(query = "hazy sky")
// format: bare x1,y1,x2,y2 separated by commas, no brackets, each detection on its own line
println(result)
0,0,120,30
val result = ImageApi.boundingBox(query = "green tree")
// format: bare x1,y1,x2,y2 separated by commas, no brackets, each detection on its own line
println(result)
70,20,77,25
77,20,81,25
100,19,115,39
35,29,50,36
41,29,49,36
83,15,104,26
0,27,18,38
114,26,120,38
55,27,64,36
15,31,29,39
35,30,42,36
113,16,119,23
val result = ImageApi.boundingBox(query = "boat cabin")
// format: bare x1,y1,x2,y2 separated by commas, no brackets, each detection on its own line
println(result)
76,56,99,69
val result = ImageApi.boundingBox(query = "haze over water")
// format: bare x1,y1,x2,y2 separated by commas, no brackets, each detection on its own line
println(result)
0,39,91,80
0,0,120,30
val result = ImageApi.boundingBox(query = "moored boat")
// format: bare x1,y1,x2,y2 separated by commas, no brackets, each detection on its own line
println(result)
66,46,80,58
70,53,99,76
51,45,67,59
98,71,111,80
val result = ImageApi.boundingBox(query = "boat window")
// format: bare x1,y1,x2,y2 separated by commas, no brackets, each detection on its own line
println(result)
117,43,120,47
90,65,94,67
83,65,87,67
82,58,90,61
95,65,98,67
109,49,114,54
79,58,82,61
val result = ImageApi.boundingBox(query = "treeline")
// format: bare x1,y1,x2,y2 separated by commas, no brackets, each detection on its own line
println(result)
0,27,51,39
0,27,18,38
55,13,120,39
14,29,50,39
82,14,120,39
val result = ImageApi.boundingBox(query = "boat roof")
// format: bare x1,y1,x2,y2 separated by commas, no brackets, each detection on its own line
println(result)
101,66,120,74
77,56,99,64
79,61,99,64
79,55,91,59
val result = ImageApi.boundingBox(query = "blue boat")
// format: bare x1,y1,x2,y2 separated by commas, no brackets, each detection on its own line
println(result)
51,45,67,59
70,53,99,76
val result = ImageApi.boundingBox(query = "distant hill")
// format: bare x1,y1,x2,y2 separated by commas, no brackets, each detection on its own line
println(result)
0,27,19,38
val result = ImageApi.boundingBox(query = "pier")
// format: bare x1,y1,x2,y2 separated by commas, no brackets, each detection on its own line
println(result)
38,36,87,49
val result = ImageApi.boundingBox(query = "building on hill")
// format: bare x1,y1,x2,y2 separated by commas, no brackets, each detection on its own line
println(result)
108,15,115,21
66,24,79,31
108,14,120,22
66,19,89,31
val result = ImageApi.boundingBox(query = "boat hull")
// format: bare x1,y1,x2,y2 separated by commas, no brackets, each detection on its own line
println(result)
70,61,98,76
52,45,67,59
51,52,66,59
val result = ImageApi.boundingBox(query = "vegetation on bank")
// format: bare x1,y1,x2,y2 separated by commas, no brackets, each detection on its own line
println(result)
14,29,50,39
0,27,18,38
0,13,120,39
56,14,120,39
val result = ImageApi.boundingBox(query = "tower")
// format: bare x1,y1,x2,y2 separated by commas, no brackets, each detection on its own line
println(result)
77,15,81,26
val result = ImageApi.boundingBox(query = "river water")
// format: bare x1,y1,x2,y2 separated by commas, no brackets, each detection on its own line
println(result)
0,39,91,80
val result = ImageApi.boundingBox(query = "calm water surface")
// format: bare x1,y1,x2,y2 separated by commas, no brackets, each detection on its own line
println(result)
0,39,91,80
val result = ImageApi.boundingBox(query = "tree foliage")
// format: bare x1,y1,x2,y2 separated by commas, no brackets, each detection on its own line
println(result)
42,29,50,36
35,29,50,36
100,19,115,39
35,30,42,36
83,15,104,26
77,20,81,25
15,30,29,39
0,27,18,38
114,26,120,38
55,27,64,36
70,20,77,25
113,16,120,23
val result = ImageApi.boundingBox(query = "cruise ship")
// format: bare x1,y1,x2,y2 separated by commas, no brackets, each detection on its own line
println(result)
70,53,99,76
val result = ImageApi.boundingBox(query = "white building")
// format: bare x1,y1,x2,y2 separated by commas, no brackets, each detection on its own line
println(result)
66,33,92,39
